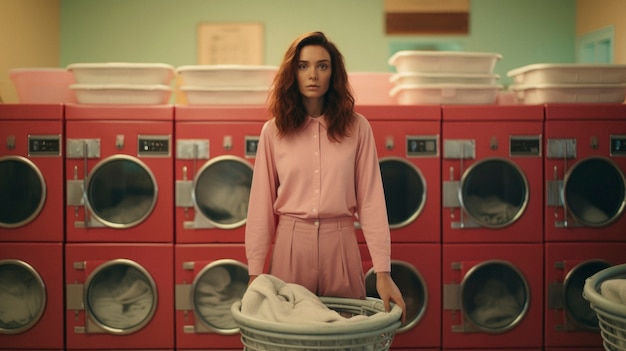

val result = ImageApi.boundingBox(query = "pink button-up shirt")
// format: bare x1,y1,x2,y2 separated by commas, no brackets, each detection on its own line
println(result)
245,112,391,275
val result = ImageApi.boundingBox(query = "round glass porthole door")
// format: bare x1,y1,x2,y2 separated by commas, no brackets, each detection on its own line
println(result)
460,158,528,228
0,259,46,334
365,260,427,333
0,156,46,228
194,156,253,229
86,155,157,228
564,157,626,227
379,157,425,229
563,259,611,331
85,259,157,334
461,260,529,333
191,259,248,334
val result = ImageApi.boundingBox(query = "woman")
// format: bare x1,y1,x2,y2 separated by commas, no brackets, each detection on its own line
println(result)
245,31,406,321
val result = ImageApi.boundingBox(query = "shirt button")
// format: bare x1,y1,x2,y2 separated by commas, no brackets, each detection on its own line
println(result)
315,169,319,173
314,221,319,227
314,189,319,193
313,134,318,138
312,208,317,213
314,151,318,155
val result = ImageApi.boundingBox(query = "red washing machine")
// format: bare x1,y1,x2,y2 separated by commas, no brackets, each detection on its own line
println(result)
442,243,543,349
174,243,249,349
441,105,544,243
360,243,441,349
174,106,268,243
544,104,626,242
64,104,174,243
545,242,626,348
0,104,64,242
355,105,441,243
64,243,174,349
0,242,64,349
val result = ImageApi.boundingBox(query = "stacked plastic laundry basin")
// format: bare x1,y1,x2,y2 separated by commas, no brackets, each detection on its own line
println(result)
507,63,626,104
176,65,277,105
67,63,175,104
387,50,503,105
9,68,77,103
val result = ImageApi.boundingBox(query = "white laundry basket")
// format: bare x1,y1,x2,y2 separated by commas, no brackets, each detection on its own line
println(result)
584,263,626,351
231,297,402,351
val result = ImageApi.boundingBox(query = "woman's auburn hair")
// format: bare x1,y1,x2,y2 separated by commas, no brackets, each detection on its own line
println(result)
268,31,355,142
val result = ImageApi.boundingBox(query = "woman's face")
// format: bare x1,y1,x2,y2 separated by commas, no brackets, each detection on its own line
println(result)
296,45,331,100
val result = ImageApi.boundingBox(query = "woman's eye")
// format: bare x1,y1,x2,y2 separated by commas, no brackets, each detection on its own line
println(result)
319,63,328,70
298,63,307,70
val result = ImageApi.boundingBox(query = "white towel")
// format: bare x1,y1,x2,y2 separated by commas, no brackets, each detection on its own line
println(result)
599,278,626,348
240,274,370,324
600,279,626,305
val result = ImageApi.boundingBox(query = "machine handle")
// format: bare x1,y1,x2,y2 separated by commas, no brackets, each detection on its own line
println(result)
83,141,90,228
561,142,569,228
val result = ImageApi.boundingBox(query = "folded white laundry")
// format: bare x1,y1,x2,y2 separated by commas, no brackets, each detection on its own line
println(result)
240,274,377,324
600,278,626,305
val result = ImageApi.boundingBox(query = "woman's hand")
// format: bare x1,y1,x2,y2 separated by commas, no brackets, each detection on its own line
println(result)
376,271,407,324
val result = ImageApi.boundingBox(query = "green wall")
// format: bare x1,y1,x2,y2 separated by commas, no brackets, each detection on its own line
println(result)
60,0,576,86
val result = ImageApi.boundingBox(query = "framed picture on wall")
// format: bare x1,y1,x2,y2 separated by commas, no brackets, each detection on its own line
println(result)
198,22,264,65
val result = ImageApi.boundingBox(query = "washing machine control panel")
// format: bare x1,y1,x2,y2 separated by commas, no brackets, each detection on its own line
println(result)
245,136,260,158
611,135,626,155
138,135,171,156
510,136,541,157
28,135,61,156
406,136,438,157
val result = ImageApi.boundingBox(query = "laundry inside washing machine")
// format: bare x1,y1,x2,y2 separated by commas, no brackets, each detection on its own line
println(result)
0,260,45,333
379,158,425,228
562,259,611,330
191,260,248,332
194,158,253,227
461,261,529,332
0,157,45,228
87,157,156,227
461,158,527,228
365,260,427,332
564,157,626,226
86,261,157,332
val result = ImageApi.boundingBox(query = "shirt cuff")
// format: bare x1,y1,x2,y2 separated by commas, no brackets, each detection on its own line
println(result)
246,259,266,276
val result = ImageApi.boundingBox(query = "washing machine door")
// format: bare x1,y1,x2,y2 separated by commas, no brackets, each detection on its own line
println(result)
460,259,530,333
86,155,157,228
0,259,46,334
364,260,427,333
193,155,253,229
563,156,626,227
84,259,158,334
0,156,45,229
562,259,610,331
459,157,528,229
379,157,426,228
190,259,248,334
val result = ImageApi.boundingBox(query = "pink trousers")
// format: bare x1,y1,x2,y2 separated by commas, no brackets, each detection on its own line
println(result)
269,215,366,299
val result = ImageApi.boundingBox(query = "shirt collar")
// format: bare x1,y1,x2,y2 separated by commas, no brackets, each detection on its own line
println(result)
305,114,328,129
